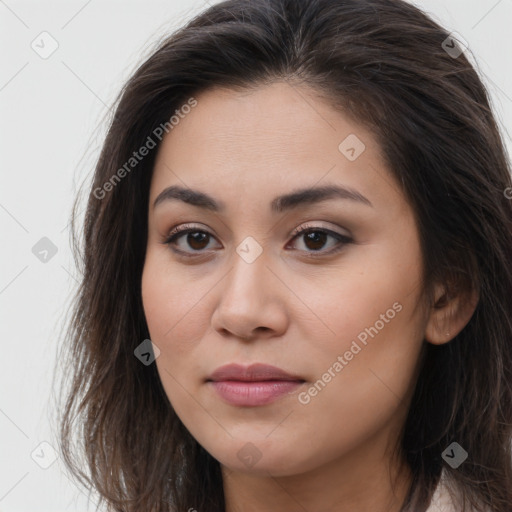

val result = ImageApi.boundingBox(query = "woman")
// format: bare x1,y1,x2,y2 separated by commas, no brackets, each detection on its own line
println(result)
57,0,512,511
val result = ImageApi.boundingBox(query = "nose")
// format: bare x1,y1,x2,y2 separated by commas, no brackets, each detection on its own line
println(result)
210,244,289,342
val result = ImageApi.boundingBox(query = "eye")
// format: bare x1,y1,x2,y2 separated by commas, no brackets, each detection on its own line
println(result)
162,223,220,256
161,222,352,258
287,223,352,257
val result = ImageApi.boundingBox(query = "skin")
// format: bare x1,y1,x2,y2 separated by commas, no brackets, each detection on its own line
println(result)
141,81,477,512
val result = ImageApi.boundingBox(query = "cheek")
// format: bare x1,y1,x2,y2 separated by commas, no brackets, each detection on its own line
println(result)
141,256,209,418
297,277,423,413
141,251,213,365
282,272,424,472
294,236,426,410
297,241,423,353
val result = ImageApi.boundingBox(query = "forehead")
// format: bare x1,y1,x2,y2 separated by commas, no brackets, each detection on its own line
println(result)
162,81,373,152
148,81,401,214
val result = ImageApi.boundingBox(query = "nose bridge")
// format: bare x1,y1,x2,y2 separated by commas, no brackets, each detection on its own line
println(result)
224,236,271,305
210,235,285,339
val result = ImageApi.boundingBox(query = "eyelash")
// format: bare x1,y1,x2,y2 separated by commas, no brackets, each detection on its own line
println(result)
161,222,353,259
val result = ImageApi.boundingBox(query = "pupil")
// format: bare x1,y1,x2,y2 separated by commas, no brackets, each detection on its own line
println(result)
305,232,326,250
188,232,208,250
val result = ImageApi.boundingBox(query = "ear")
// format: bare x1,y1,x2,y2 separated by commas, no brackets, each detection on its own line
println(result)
424,281,479,345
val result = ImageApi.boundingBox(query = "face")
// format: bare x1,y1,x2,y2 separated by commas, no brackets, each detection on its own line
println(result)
141,81,430,477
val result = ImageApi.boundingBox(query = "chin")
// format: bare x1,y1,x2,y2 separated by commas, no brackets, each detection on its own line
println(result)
210,440,315,477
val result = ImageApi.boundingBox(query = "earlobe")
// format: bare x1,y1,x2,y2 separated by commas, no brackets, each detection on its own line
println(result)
424,282,479,345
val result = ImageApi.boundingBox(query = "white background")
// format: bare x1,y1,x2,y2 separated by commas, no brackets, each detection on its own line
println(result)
1,1,511,511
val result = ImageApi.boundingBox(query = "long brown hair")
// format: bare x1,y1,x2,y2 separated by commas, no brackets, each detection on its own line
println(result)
56,0,512,510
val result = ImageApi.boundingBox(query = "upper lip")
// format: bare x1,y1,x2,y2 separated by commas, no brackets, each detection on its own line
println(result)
207,363,305,382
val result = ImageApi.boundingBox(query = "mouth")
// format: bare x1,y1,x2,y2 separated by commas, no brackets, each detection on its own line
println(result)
206,363,306,407
207,380,305,407
207,362,305,382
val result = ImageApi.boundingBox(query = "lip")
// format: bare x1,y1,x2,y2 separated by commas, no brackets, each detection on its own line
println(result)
206,363,306,407
207,363,304,382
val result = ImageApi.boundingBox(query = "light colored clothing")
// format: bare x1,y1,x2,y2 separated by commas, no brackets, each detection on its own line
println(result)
425,472,460,512
424,470,489,512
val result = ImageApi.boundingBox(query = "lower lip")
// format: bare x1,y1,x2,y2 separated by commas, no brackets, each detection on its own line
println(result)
209,380,304,406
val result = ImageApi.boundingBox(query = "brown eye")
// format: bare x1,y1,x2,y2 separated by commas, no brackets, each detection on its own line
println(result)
163,224,220,255
162,223,352,259
287,225,352,257
184,231,210,250
301,230,329,251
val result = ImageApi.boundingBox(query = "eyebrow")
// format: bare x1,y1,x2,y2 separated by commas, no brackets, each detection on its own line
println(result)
153,184,373,213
